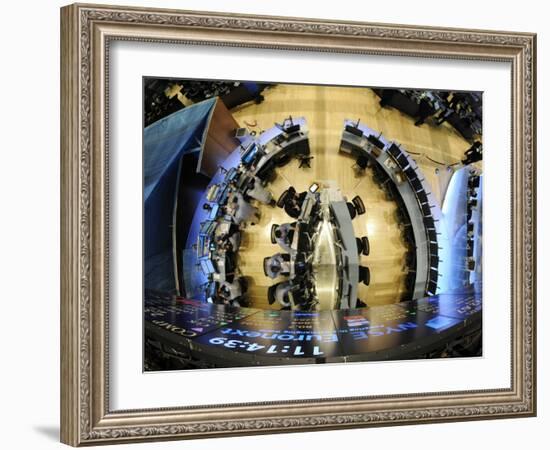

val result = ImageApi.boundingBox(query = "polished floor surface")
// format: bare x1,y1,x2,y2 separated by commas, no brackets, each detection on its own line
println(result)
231,84,473,309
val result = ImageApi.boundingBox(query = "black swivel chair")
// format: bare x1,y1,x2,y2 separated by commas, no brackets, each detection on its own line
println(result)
353,154,369,173
267,284,277,305
263,257,271,277
396,207,412,228
356,238,364,254
352,195,366,215
356,298,367,308
403,227,415,247
405,270,416,294
359,266,371,286
256,160,276,182
239,277,249,294
356,236,370,256
284,202,301,219
270,224,279,244
275,153,292,167
347,202,357,220
405,249,416,268
276,189,291,208
361,236,370,256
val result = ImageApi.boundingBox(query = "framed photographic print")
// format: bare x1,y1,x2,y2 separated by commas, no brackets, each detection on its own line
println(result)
60,3,537,446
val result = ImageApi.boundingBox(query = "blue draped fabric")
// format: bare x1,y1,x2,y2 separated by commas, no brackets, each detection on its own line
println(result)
144,98,217,292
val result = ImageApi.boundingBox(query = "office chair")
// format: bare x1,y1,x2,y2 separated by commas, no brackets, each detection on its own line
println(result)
403,227,415,247
352,195,366,215
405,249,416,267
297,154,314,168
353,155,369,173
275,153,292,167
276,189,291,208
359,266,371,286
347,202,357,220
405,270,416,292
356,298,367,308
396,207,411,227
356,236,370,256
384,184,395,201
270,224,279,244
356,238,364,254
267,284,277,305
361,236,370,256
263,257,271,277
239,277,249,293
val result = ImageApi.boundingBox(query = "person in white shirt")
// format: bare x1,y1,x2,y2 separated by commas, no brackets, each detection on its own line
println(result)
263,253,291,279
246,176,275,206
228,191,260,225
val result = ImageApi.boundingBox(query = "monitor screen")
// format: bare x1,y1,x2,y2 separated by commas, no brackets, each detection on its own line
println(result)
242,144,259,165
208,204,220,220
200,258,216,275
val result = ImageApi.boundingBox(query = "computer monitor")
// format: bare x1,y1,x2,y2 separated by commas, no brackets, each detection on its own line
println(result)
200,258,216,275
421,202,432,217
309,182,319,193
417,190,428,205
208,204,220,220
242,143,260,166
396,153,409,169
345,124,363,137
410,177,423,193
367,134,385,149
388,144,401,158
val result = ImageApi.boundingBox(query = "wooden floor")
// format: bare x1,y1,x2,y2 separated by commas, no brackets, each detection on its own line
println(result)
231,84,473,309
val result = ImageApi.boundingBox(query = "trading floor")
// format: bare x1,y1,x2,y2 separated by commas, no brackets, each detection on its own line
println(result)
143,80,483,369
230,84,471,308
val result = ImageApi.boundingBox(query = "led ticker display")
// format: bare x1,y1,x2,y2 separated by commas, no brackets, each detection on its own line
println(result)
145,290,481,366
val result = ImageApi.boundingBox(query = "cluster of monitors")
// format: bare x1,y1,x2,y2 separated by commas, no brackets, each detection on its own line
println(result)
386,143,439,295
466,173,481,269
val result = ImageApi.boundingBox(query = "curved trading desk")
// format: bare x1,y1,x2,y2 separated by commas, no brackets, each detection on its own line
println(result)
183,117,310,302
340,120,443,298
184,115,444,310
145,287,481,368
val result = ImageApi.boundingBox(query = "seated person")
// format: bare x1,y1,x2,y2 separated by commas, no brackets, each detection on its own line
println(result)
274,222,296,253
218,276,247,306
283,191,307,219
216,232,240,253
272,280,295,309
264,253,291,279
462,141,482,165
293,252,310,277
246,176,275,206
227,191,260,225
291,279,313,309
284,199,301,219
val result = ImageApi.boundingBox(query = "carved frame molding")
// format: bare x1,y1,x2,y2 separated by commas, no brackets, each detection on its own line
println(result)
60,3,536,446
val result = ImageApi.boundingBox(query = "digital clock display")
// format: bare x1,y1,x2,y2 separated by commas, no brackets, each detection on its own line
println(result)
207,337,324,357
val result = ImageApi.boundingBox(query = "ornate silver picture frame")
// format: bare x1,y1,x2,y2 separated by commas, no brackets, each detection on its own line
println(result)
60,3,536,446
